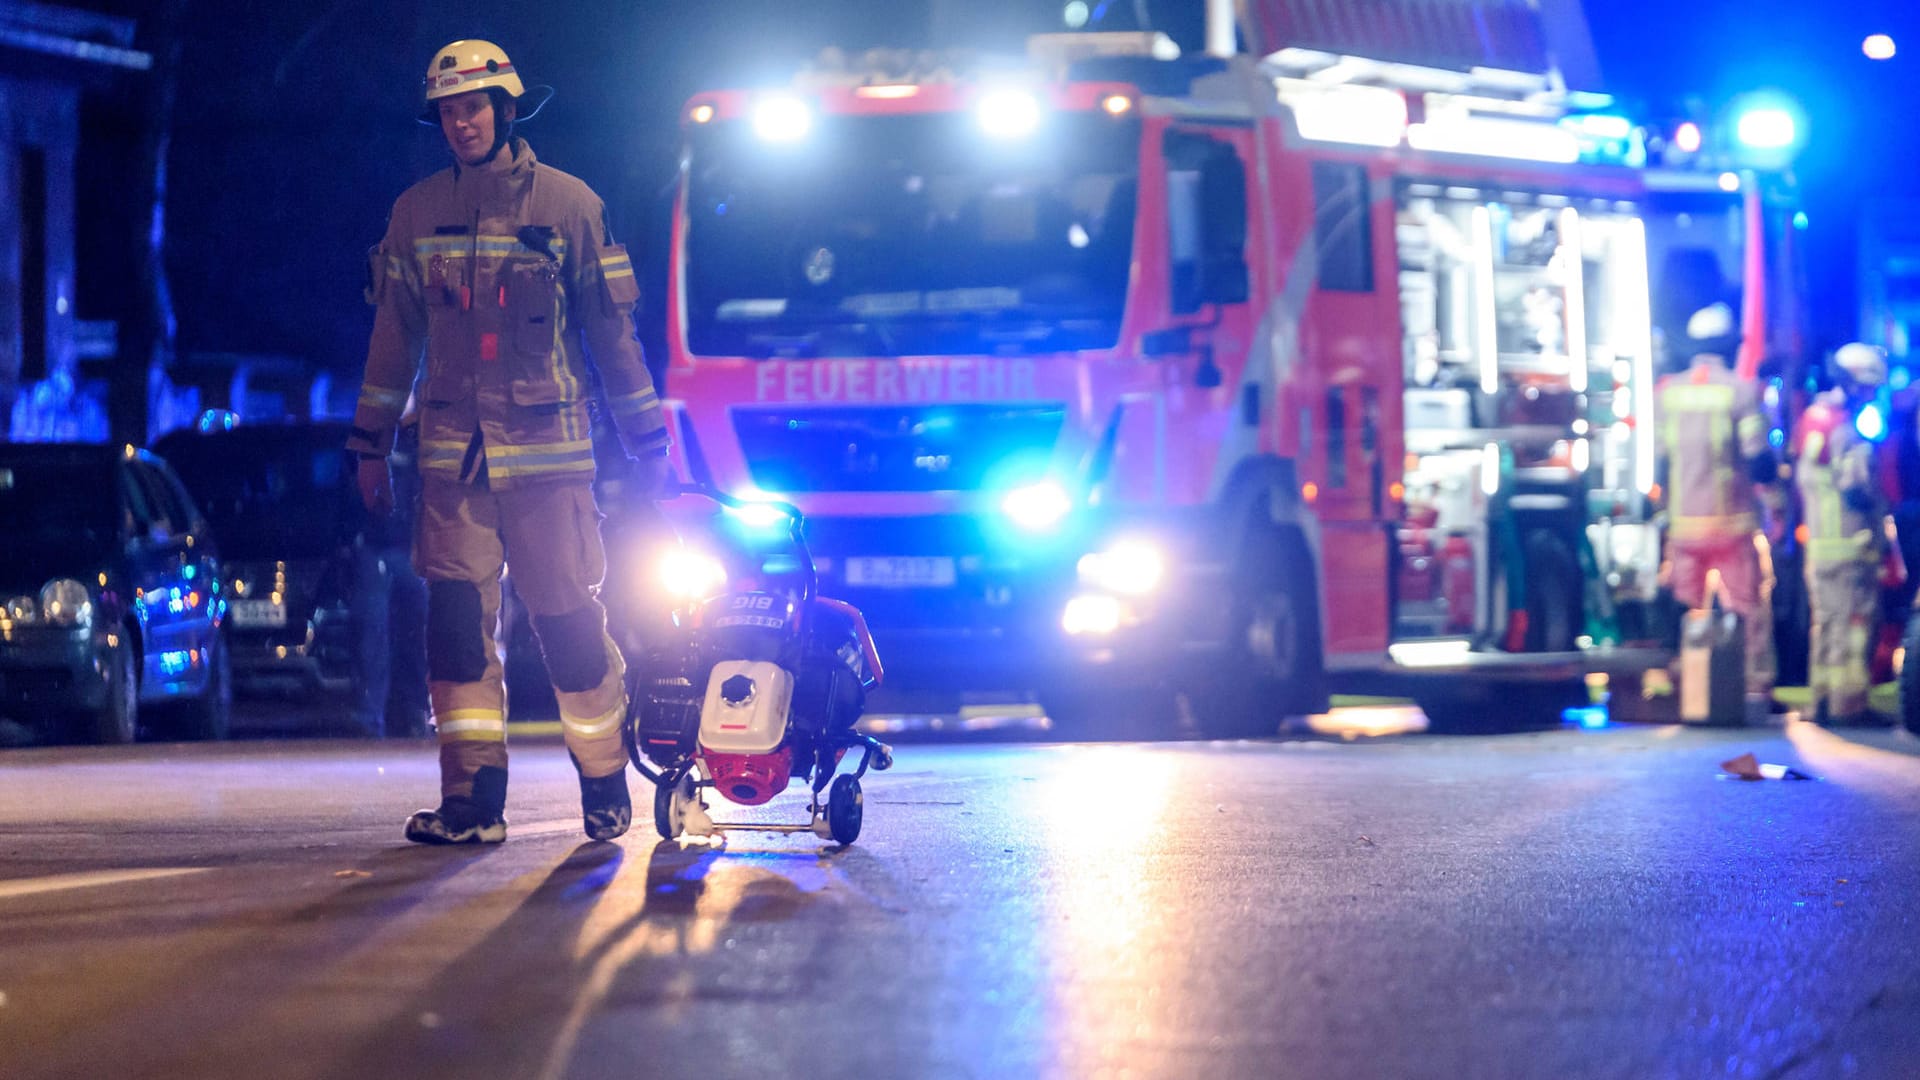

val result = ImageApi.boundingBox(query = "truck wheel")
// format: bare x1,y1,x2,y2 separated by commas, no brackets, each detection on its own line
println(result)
1415,678,1584,734
1900,612,1920,736
1184,536,1325,739
1038,682,1177,742
1522,531,1581,653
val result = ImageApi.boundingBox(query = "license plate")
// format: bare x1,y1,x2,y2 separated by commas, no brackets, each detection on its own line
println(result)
229,598,288,628
844,556,956,588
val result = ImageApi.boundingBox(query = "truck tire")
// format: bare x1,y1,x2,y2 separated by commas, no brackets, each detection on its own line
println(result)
1415,678,1584,734
1183,531,1326,739
1038,681,1178,742
1522,531,1581,653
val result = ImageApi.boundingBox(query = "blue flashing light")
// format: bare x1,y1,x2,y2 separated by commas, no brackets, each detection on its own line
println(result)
1769,428,1786,449
1793,211,1810,231
1856,401,1888,442
1736,107,1797,150
183,565,196,581
1892,366,1912,391
1001,481,1072,531
720,486,794,531
196,409,239,434
1562,705,1610,729
1568,114,1632,140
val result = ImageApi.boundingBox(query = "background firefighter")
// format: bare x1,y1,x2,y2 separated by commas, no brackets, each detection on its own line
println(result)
1655,303,1779,706
348,40,670,844
1793,342,1891,725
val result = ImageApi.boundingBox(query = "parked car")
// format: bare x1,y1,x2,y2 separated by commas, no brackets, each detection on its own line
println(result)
0,442,230,744
153,421,427,736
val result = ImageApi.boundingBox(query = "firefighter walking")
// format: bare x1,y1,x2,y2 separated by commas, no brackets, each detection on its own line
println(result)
349,40,669,843
1656,304,1779,709
1793,343,1890,725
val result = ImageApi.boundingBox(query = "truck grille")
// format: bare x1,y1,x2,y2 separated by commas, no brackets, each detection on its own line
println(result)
732,404,1065,493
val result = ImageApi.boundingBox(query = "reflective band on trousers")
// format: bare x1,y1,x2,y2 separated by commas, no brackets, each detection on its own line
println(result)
437,709,507,741
560,703,623,739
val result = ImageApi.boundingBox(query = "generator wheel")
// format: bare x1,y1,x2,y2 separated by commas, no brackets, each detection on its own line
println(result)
827,774,863,845
653,770,697,840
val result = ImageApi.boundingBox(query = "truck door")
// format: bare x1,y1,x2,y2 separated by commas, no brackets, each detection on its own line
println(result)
1300,160,1397,655
1153,125,1256,502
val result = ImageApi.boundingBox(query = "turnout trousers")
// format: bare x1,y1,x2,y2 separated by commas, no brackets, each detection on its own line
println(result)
1806,554,1878,719
417,474,628,802
1670,533,1776,696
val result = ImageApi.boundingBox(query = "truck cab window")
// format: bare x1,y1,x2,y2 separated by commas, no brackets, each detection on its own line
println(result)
1164,130,1249,314
1313,162,1373,292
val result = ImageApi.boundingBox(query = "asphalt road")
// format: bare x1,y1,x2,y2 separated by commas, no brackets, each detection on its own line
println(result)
2,717,1919,1080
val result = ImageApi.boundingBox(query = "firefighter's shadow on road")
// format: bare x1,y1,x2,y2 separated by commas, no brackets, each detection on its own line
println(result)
329,835,833,1079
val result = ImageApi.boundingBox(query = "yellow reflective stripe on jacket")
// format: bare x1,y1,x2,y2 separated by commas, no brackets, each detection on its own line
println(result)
597,248,634,283
411,234,571,260
606,385,658,419
358,384,408,412
554,300,581,407
1659,384,1735,410
437,708,506,742
484,438,596,480
1807,532,1876,563
1670,512,1758,541
418,437,471,478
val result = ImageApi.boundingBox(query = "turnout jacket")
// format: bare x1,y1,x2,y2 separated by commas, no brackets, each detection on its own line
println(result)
349,138,667,487
1795,390,1883,564
1655,361,1768,543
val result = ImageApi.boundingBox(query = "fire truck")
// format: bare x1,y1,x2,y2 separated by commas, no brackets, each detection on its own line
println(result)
645,5,1808,735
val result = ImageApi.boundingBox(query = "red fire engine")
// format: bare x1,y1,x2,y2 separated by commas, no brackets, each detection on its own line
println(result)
646,5,1806,735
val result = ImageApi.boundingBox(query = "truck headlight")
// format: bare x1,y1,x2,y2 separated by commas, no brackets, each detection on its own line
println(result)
1001,481,1071,531
752,96,812,143
1062,594,1123,636
40,578,93,629
659,547,728,601
1076,541,1165,596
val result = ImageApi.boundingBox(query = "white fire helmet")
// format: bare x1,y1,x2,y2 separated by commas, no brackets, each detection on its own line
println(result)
1832,342,1888,388
419,40,552,125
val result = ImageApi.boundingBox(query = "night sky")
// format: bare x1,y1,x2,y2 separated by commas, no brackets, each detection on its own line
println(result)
83,0,1920,380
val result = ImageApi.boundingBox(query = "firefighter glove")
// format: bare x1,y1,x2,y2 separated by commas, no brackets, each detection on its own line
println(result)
629,450,672,501
357,455,395,518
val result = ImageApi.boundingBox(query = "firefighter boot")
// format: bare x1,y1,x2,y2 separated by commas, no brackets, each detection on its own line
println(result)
405,765,508,844
580,768,632,841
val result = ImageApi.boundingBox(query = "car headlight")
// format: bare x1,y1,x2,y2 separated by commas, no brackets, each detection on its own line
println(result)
659,547,728,601
3,595,36,625
1076,541,1166,596
40,578,93,629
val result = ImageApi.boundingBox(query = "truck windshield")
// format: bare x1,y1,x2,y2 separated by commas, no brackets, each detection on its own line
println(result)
1643,190,1749,364
683,110,1140,359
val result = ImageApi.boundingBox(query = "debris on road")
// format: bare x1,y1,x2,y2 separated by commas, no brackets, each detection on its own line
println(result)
332,869,372,879
1719,752,1812,781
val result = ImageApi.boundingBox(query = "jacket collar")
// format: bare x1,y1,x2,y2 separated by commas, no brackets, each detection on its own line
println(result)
452,137,536,208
